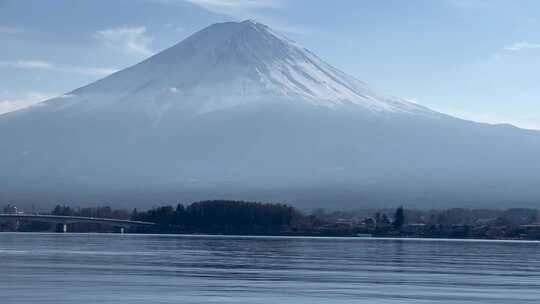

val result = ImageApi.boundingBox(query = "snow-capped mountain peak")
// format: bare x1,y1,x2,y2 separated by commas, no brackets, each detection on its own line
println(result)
39,20,434,119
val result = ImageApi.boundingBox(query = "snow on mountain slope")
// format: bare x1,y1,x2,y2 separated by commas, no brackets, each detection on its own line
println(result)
35,20,436,122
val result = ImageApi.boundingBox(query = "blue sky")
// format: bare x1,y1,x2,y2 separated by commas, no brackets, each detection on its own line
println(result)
1,0,540,129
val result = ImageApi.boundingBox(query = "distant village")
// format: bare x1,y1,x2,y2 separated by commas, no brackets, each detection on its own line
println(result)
311,207,540,240
2,202,540,240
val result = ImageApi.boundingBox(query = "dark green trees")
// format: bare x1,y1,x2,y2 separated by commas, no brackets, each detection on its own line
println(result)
133,200,303,234
393,206,405,230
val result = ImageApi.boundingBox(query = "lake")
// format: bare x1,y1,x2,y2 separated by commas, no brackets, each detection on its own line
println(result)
1,233,539,303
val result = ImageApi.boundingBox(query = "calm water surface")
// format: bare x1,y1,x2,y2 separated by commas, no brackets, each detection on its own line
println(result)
1,233,540,303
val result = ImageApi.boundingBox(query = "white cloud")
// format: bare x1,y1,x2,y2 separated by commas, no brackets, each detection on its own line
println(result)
0,92,56,115
62,66,118,76
490,53,502,61
59,94,77,99
448,0,491,9
490,42,540,61
0,60,54,69
95,26,153,56
0,60,117,76
0,26,24,34
507,113,540,131
165,23,186,33
269,23,313,35
186,0,281,10
184,0,312,35
434,107,540,131
504,42,540,52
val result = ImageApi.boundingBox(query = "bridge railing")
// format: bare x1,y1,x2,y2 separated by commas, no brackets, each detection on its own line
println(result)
0,214,155,233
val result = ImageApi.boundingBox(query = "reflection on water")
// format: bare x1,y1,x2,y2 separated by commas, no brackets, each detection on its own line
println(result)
1,233,540,303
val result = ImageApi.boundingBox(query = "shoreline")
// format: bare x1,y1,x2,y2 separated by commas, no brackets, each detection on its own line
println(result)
2,231,540,243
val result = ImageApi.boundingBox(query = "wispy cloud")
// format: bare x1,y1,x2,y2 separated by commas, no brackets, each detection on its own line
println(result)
0,92,56,115
0,60,117,76
165,23,186,33
184,0,312,35
3,60,54,69
515,114,540,131
186,0,282,11
504,42,540,51
268,23,314,35
0,26,25,34
434,106,540,131
95,26,153,56
447,0,491,9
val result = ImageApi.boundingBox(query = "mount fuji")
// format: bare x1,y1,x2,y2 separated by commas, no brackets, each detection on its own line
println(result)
1,20,540,209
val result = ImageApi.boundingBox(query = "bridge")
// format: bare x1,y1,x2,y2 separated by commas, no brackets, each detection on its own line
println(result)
0,214,155,233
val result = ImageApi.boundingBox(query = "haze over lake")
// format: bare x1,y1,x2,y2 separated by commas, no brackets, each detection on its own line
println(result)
1,233,539,303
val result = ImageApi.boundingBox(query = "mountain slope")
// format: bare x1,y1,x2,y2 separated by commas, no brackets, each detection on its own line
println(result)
1,20,540,209
17,20,435,119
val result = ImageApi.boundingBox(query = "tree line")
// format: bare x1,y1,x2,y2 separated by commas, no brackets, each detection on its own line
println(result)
131,200,306,234
4,201,540,239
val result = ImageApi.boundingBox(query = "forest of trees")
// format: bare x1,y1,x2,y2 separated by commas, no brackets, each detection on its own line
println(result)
39,200,396,235
48,205,130,232
131,200,307,234
51,205,130,219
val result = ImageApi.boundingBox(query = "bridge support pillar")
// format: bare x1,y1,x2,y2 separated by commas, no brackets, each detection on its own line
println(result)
56,223,67,233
